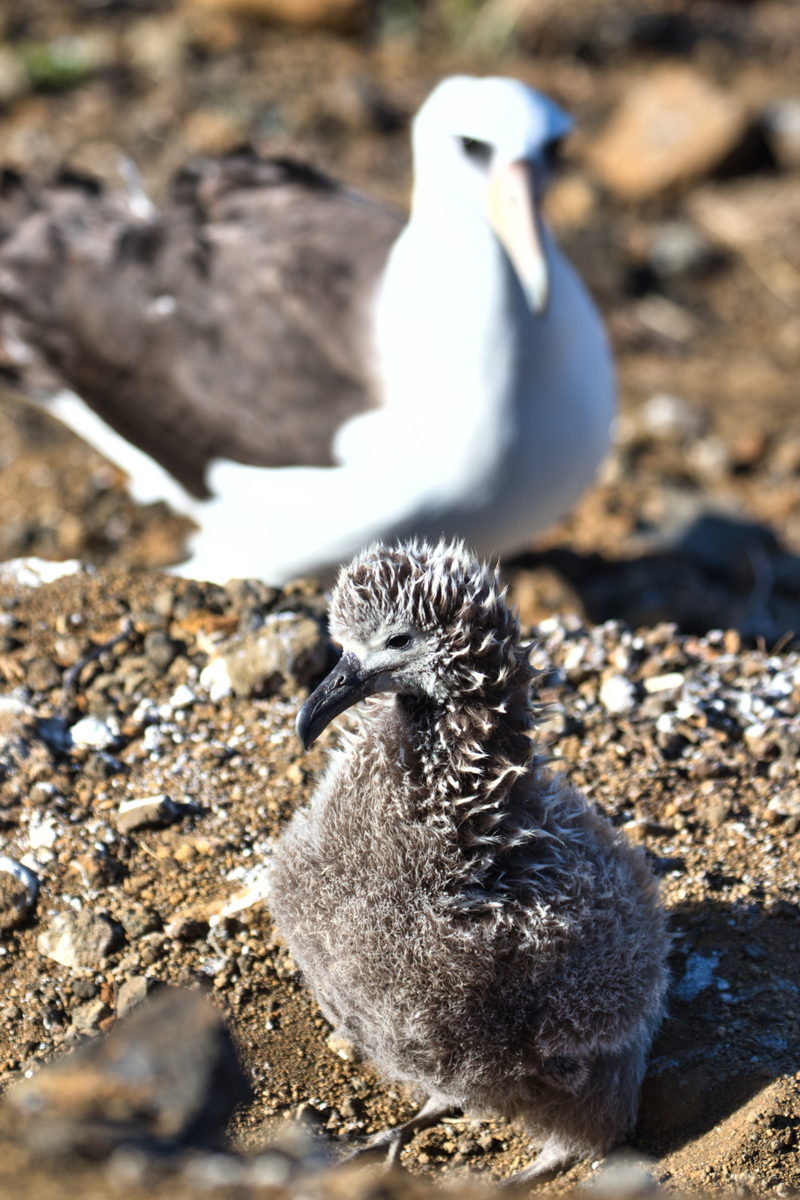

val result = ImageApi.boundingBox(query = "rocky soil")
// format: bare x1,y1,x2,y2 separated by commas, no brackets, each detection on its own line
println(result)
0,0,800,1196
0,558,798,1196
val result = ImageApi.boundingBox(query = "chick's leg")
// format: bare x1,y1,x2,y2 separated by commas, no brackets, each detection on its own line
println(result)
504,1132,577,1189
343,1096,457,1169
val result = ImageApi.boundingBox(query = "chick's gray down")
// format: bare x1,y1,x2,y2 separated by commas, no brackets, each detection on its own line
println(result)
269,540,669,1180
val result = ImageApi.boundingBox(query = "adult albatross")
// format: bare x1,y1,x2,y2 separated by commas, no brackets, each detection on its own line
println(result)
0,76,615,584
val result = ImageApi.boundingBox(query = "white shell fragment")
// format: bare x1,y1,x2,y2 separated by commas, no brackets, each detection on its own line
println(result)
326,1033,359,1062
199,657,233,703
169,684,196,710
0,558,82,589
643,672,685,694
212,865,273,924
69,714,121,750
599,673,637,715
28,812,58,851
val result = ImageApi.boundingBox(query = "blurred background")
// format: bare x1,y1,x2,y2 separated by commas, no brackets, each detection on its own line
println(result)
0,0,799,640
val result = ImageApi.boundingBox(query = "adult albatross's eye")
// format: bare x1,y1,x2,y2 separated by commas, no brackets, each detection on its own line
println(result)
386,634,411,650
543,137,565,170
459,137,493,166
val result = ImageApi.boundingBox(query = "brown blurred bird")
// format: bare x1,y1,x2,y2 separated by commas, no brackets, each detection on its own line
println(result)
0,78,615,585
0,153,400,499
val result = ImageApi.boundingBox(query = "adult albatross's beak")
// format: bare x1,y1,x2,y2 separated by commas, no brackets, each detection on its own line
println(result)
296,651,389,751
486,160,549,315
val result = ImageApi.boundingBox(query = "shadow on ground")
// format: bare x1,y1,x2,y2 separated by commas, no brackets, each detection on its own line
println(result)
507,515,800,643
634,894,800,1161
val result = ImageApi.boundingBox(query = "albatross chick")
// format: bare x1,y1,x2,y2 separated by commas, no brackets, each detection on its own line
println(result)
269,540,669,1183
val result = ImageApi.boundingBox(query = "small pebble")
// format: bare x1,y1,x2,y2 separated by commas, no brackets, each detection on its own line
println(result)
72,998,111,1032
116,794,182,835
326,1034,359,1062
117,975,151,1018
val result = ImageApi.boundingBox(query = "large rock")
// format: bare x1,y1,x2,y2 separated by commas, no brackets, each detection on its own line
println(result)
116,975,151,1019
688,176,800,308
37,909,117,970
71,998,111,1033
586,66,748,199
216,612,329,699
116,794,183,835
183,0,365,30
4,988,252,1155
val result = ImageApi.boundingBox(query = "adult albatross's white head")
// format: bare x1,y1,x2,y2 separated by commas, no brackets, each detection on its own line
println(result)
409,75,572,314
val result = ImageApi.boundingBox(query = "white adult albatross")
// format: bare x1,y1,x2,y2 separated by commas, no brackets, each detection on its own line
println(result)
0,76,615,585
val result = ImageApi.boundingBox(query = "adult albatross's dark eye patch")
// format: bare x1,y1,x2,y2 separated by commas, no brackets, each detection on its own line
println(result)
386,634,411,650
459,137,493,166
542,136,565,171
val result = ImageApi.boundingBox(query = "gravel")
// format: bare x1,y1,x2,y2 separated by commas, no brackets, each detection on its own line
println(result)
0,562,797,1197
0,2,800,1195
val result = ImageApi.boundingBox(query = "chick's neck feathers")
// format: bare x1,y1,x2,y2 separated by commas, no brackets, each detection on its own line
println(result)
404,603,542,889
333,541,548,895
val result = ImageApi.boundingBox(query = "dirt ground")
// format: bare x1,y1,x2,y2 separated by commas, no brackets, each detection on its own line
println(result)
1,554,800,1198
1,0,800,1196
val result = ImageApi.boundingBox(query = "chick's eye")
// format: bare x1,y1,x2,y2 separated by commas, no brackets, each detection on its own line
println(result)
386,634,411,650
459,136,493,165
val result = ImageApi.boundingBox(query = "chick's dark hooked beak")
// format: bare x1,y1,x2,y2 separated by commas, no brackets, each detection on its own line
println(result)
296,651,381,751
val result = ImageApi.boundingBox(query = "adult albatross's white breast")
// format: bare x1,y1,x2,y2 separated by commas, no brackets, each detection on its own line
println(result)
0,76,615,585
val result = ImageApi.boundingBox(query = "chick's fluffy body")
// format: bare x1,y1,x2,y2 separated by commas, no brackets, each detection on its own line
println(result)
269,542,668,1164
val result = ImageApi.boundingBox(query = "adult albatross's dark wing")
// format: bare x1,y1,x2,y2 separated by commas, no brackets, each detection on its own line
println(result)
0,154,402,498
